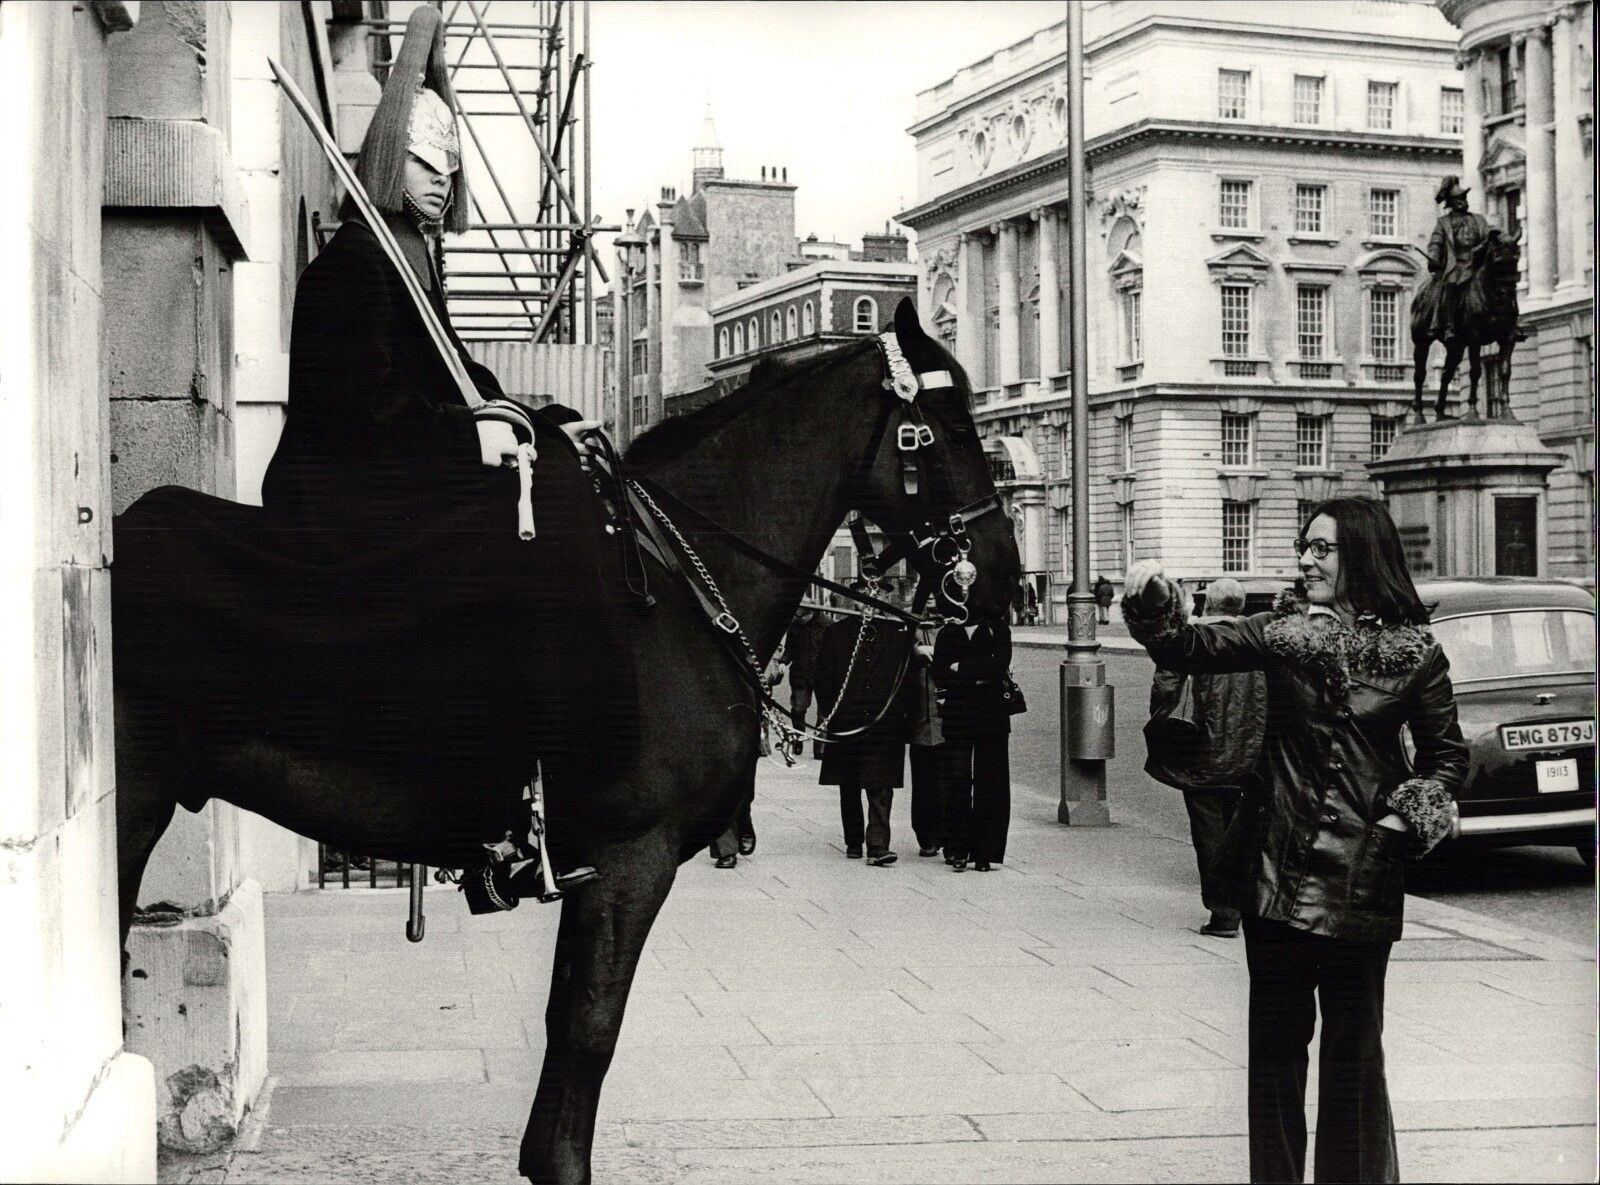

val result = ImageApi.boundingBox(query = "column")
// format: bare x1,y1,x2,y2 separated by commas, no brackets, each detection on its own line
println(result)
996,219,1020,386
1037,208,1061,380
1459,50,1484,197
1551,9,1583,295
657,213,676,416
955,232,974,374
1523,25,1557,301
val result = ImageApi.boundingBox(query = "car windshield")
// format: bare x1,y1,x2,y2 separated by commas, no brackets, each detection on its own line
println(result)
1433,610,1597,683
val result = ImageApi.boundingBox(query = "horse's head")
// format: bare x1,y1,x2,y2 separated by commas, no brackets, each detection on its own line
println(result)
848,298,1022,623
1479,226,1523,287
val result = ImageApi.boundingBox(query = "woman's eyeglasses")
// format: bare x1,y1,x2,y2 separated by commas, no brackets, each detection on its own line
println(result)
1296,539,1338,560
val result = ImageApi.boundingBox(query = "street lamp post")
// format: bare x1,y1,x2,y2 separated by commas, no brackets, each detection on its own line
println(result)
1058,0,1113,825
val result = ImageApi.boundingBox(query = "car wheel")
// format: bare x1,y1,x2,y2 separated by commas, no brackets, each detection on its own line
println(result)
1577,844,1595,870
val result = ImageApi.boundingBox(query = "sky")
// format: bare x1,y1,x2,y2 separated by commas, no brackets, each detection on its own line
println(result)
586,2,1064,260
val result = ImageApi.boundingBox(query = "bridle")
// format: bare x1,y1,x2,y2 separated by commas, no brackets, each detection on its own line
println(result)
615,330,1006,754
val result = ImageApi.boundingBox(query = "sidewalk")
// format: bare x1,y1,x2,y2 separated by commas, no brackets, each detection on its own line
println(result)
1012,620,1144,653
170,760,1595,1184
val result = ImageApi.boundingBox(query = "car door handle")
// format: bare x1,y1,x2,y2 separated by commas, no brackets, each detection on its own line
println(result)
1533,692,1555,705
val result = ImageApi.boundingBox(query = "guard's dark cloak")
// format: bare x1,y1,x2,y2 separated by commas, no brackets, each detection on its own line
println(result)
113,215,637,822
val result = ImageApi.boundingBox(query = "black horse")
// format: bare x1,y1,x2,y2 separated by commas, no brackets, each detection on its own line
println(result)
112,298,1019,1183
1410,227,1523,421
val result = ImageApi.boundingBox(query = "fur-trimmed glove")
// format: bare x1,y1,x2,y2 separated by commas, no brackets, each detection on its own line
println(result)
1387,777,1456,856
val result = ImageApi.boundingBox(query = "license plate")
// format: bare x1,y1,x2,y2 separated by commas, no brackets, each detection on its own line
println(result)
1536,759,1579,793
1501,720,1595,751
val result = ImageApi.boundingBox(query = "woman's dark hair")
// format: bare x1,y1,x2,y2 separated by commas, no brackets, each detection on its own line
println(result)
1302,497,1432,625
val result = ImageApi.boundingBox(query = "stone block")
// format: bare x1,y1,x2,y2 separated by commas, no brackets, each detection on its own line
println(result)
138,800,242,915
108,397,233,512
27,1050,157,1185
60,563,115,819
107,1,226,126
103,215,201,399
123,879,269,1153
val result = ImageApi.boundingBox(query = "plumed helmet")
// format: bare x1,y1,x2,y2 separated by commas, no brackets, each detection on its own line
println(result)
352,6,470,233
1435,175,1471,204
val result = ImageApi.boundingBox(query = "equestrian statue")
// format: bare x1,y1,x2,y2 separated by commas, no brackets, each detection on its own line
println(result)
1410,174,1523,422
109,11,1021,1182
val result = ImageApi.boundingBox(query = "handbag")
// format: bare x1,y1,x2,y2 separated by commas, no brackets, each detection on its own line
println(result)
1001,673,1028,716
1143,673,1200,758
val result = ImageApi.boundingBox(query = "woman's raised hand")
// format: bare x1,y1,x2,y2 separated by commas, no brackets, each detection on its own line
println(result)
1123,559,1174,612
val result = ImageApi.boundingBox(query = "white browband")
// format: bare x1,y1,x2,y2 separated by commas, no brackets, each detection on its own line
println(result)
878,332,956,400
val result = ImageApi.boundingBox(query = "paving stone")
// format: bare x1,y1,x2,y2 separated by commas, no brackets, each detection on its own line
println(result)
807,1072,1096,1118
485,1044,746,1085
730,1042,996,1080
973,1037,1237,1076
616,1114,983,1150
273,1048,486,1087
596,1076,830,1122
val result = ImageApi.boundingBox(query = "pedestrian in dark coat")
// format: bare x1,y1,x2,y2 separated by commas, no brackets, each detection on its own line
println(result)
932,615,1013,871
906,624,947,857
778,605,830,758
813,614,914,865
1144,578,1267,937
1123,497,1467,1185
1094,574,1115,624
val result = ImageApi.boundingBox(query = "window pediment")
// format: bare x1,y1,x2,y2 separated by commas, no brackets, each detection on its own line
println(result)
1206,241,1271,283
1281,259,1346,276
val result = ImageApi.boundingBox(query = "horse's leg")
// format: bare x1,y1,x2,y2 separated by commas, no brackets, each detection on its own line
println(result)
1464,341,1483,418
114,695,183,948
1411,334,1430,423
521,828,680,1184
1437,343,1462,419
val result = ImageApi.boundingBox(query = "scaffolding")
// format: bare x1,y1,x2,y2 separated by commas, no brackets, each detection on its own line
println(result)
348,0,612,343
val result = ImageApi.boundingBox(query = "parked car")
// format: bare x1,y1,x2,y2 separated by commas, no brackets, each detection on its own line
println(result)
1417,579,1596,864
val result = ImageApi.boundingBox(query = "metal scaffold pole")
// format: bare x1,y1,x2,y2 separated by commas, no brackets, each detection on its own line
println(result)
1058,0,1113,826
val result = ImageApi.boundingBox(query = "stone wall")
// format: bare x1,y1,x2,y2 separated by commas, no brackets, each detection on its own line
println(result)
0,2,157,1179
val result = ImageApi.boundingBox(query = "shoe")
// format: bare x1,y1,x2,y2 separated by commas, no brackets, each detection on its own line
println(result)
1200,910,1241,938
918,846,941,858
943,851,955,865
714,854,737,869
463,860,597,914
973,860,993,872
865,851,898,867
950,857,968,872
737,835,757,856
845,845,863,859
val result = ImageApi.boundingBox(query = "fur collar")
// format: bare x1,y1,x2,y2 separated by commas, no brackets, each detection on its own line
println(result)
1264,589,1433,703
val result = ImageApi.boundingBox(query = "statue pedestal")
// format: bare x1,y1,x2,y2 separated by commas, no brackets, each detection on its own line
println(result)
1367,418,1564,578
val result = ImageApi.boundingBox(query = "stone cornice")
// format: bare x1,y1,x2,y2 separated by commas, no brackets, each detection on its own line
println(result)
898,120,1461,229
103,119,250,260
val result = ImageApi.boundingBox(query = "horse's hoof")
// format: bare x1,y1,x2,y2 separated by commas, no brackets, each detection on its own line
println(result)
714,854,737,869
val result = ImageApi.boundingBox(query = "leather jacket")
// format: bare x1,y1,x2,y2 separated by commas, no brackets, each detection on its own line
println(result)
1125,594,1468,942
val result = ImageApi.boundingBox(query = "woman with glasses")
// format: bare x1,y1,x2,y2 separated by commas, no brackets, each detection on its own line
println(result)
1122,497,1467,1184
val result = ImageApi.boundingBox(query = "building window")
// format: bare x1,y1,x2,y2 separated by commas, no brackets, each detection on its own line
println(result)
1220,285,1252,357
1495,44,1521,115
1370,413,1401,461
771,310,783,343
1440,87,1464,135
678,240,704,281
631,339,649,375
1296,413,1328,469
1118,417,1134,471
718,327,729,357
1297,499,1317,532
1219,179,1253,229
1367,80,1397,130
1368,287,1401,361
1296,285,1328,359
1222,501,1253,572
1120,289,1142,363
854,296,878,333
1218,69,1250,120
1294,184,1326,235
733,322,745,353
1221,412,1254,468
748,317,760,348
786,306,798,339
1293,75,1324,124
1368,187,1399,238
1122,502,1136,572
802,300,815,335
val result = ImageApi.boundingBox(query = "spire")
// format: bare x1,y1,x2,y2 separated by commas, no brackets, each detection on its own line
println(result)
692,99,724,192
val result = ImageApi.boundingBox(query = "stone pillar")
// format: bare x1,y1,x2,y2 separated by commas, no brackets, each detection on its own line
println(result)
1459,50,1484,197
657,207,676,415
1523,25,1557,301
103,0,266,1155
955,231,975,377
0,2,157,1181
996,220,1020,386
1551,9,1583,296
1036,208,1061,379
643,230,656,425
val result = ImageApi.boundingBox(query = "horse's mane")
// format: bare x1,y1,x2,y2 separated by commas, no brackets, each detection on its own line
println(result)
626,338,875,467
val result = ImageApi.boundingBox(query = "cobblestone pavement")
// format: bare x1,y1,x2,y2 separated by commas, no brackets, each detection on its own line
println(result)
164,758,1596,1183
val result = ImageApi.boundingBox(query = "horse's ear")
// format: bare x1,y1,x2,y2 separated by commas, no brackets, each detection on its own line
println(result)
893,297,928,345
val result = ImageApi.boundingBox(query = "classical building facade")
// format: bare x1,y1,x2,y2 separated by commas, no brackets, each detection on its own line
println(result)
1438,0,1595,579
898,0,1465,618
